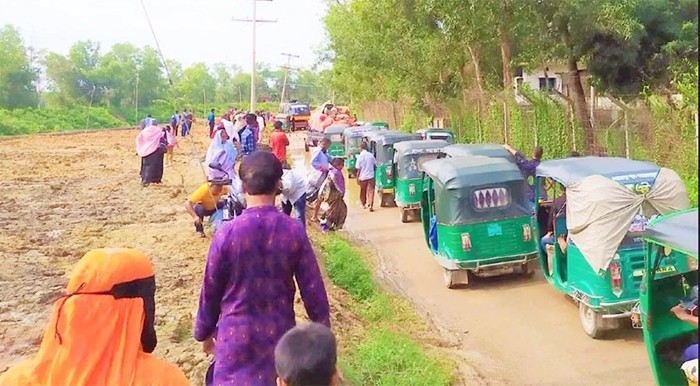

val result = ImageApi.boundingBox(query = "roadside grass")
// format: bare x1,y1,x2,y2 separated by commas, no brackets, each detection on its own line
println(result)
310,230,454,386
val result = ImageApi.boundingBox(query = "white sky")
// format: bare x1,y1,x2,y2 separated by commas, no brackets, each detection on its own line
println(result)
0,0,329,70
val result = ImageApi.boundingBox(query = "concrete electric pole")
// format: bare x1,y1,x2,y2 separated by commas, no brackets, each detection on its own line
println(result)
279,53,299,105
232,0,276,113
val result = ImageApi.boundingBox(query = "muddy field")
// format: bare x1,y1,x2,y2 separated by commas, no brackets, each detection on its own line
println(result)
0,126,365,383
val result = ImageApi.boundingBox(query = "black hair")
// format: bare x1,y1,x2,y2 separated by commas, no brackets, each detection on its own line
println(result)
274,121,283,129
331,157,343,167
360,140,367,150
275,323,337,386
533,145,543,160
245,113,257,124
211,108,215,112
239,151,283,195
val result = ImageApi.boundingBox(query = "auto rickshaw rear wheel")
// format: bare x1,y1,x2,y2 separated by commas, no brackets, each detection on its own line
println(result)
380,193,393,207
443,269,456,289
519,261,533,276
400,208,409,223
579,302,606,339
443,269,469,289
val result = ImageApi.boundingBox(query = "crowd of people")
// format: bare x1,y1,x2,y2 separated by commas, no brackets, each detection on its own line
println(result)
1,109,347,385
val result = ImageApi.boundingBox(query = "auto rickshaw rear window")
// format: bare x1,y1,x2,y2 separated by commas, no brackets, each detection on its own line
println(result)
472,187,511,209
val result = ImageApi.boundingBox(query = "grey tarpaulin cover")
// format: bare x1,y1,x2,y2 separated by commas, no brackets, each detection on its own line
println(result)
566,167,690,273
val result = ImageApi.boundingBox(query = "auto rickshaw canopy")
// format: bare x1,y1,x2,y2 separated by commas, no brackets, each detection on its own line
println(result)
441,143,513,161
421,156,530,225
536,156,690,273
370,131,421,163
325,124,350,135
370,121,389,128
644,208,698,259
416,128,454,141
393,140,448,179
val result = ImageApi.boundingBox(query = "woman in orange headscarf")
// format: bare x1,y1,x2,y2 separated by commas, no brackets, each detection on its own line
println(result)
0,248,189,386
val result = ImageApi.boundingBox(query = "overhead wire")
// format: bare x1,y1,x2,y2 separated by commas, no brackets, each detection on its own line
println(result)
137,0,208,182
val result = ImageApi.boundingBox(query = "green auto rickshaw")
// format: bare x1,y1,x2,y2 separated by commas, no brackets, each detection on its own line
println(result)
365,130,421,207
440,143,513,160
420,156,539,288
635,208,698,386
535,157,690,338
324,124,348,158
416,128,454,144
343,125,382,178
369,121,389,129
393,140,448,223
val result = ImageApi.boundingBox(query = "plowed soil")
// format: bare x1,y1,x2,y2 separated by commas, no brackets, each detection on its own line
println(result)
0,127,367,383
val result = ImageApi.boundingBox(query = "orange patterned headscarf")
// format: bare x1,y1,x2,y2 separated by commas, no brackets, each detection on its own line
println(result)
0,248,189,386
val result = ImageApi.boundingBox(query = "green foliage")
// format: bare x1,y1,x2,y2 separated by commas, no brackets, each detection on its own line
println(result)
0,25,38,108
0,107,126,135
314,232,453,386
320,235,376,301
0,23,329,133
347,329,452,386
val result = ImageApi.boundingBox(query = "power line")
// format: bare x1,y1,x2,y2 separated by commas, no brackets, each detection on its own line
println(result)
232,0,276,112
138,0,175,93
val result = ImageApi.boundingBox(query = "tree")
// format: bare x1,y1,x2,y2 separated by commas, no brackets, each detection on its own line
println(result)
178,63,216,106
583,0,698,97
0,25,38,108
532,0,642,153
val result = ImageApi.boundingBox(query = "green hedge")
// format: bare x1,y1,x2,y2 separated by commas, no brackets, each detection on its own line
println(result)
0,107,127,135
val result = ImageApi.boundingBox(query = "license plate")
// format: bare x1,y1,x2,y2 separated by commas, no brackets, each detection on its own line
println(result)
487,224,502,237
383,188,394,194
633,265,677,277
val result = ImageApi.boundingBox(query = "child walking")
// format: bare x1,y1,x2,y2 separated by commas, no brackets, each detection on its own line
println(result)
165,125,178,166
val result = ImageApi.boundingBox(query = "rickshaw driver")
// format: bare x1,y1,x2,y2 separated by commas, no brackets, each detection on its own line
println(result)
541,185,567,274
671,285,698,361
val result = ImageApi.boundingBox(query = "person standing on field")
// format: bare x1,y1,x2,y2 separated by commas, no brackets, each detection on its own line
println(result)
355,141,376,212
207,108,216,137
170,111,180,136
269,121,290,163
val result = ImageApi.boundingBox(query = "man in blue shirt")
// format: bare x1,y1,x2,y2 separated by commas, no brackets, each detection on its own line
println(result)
504,144,543,213
240,114,257,156
309,138,333,222
207,109,216,137
311,138,332,178
171,111,180,136
140,114,153,129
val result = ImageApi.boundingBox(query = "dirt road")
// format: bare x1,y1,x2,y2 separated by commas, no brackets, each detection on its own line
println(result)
289,132,653,386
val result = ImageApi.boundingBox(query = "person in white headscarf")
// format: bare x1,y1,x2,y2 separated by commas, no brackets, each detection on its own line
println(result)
205,128,245,208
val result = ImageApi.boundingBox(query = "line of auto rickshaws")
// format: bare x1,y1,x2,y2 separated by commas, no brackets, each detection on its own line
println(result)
311,122,698,386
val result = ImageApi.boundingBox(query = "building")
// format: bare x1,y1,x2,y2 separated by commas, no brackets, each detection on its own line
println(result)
514,63,618,110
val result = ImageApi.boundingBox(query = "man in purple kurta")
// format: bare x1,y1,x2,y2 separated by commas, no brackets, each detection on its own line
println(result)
195,151,331,386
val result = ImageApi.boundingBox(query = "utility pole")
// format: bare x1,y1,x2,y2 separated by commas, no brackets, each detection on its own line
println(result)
233,0,276,113
279,53,299,105
134,71,140,126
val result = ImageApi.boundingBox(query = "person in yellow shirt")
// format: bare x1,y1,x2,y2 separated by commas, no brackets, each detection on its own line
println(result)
186,180,229,237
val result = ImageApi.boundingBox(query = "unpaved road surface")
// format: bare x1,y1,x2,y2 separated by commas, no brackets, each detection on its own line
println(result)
0,128,364,384
289,132,652,386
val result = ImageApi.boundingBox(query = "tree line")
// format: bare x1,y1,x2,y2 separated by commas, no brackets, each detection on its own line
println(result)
0,24,330,125
322,0,698,154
